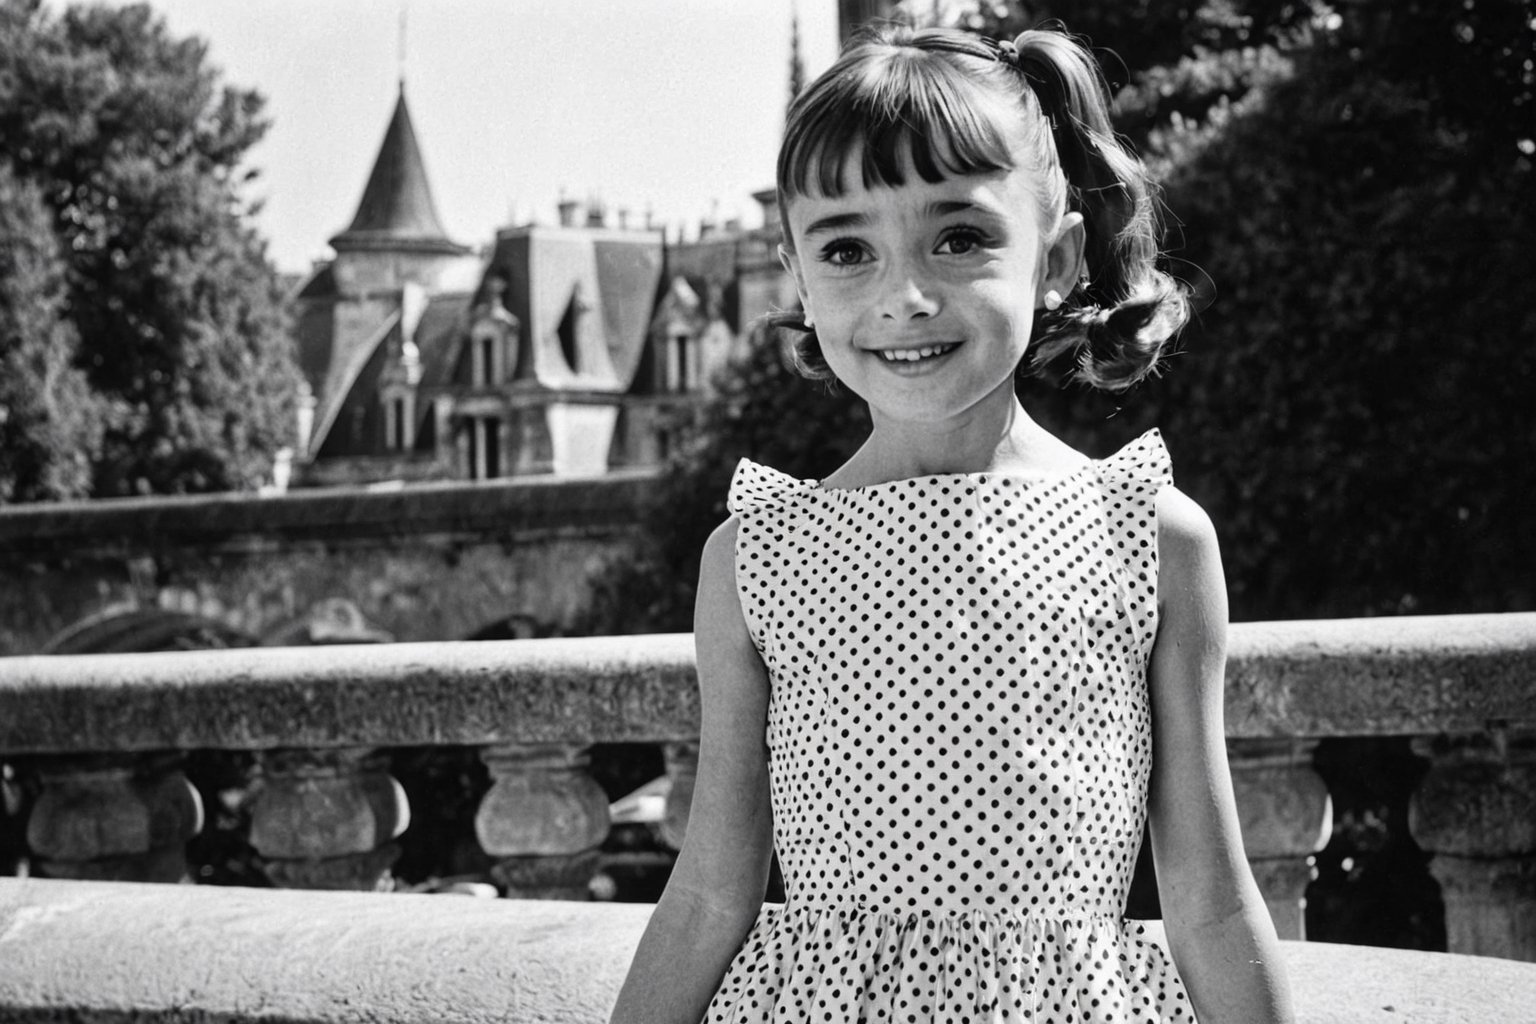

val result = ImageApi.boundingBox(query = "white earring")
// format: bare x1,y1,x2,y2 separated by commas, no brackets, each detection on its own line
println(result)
1042,289,1063,311
802,308,815,328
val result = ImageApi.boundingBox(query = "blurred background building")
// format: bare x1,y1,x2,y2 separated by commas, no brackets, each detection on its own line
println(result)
284,8,835,488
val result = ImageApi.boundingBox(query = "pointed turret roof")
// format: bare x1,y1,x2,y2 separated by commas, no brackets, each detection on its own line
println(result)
329,84,468,255
788,1,806,116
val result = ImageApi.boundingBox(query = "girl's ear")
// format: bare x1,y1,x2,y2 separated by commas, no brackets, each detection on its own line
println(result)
1040,212,1087,303
778,243,814,323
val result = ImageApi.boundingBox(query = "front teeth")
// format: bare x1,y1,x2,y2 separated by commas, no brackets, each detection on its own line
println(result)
878,344,955,362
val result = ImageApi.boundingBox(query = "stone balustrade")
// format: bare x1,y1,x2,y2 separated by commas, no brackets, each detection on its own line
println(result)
1,613,1533,963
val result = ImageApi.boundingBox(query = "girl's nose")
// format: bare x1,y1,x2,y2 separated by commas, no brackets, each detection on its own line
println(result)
880,272,941,320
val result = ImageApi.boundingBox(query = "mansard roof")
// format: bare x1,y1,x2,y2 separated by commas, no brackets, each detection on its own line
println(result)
329,85,468,256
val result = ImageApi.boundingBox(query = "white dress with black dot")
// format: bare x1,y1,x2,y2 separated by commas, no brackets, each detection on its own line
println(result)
706,430,1194,1023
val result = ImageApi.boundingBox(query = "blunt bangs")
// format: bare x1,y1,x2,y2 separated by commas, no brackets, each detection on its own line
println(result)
778,43,1021,202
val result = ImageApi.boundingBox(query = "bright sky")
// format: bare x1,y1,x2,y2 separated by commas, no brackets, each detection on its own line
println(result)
108,1,843,275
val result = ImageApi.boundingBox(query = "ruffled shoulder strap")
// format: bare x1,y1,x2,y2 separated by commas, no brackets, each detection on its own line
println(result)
1094,428,1173,490
1094,429,1172,654
727,458,819,515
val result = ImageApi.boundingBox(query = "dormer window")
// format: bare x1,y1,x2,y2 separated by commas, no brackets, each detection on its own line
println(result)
392,397,407,449
650,276,707,395
480,335,496,385
382,390,415,450
666,331,698,392
470,324,502,387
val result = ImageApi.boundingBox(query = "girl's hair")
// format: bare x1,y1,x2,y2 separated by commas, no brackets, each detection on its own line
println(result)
770,25,1187,392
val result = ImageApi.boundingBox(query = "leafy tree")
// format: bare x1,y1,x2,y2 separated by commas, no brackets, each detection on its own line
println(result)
0,164,107,502
1137,0,1536,619
0,0,300,498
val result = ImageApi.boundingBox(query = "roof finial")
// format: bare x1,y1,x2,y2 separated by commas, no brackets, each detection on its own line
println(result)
788,0,806,117
397,1,408,90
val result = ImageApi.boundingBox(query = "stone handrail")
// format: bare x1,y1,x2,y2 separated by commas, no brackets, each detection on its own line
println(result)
3,878,1535,1023
0,633,701,753
1,613,1533,956
2,614,1531,753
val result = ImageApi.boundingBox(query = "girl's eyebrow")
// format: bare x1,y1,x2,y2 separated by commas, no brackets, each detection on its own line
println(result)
801,199,995,239
929,200,982,217
801,211,869,237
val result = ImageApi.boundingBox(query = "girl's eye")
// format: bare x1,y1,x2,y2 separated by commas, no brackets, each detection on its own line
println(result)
938,228,988,255
818,239,869,267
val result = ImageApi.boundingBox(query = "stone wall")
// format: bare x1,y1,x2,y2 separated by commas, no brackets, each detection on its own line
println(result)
0,472,655,654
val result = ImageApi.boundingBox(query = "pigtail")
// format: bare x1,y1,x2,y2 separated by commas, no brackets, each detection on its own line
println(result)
764,308,835,381
1013,29,1188,392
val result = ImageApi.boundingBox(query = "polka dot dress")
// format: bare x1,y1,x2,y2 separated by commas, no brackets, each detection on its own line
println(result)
706,430,1194,1023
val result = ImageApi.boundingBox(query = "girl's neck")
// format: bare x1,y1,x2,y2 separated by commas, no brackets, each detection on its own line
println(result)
827,392,1085,489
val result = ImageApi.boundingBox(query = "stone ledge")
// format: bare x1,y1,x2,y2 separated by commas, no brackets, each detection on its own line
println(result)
0,470,657,555
1224,612,1536,737
0,877,649,1023
0,614,1533,755
0,634,701,753
2,878,1533,1023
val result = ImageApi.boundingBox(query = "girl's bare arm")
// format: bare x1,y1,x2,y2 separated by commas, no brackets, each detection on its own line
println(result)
1147,486,1295,1024
609,518,775,1024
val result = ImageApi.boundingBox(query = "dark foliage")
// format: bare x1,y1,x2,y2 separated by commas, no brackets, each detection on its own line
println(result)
1136,0,1536,619
0,0,301,499
0,164,106,501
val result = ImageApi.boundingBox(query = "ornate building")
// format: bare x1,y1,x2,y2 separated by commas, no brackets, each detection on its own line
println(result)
288,82,794,487
285,0,925,486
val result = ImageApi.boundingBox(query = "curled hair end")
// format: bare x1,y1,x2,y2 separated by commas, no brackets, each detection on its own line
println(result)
761,308,836,382
1029,274,1189,392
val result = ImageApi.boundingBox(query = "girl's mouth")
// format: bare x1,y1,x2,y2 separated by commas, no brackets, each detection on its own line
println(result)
874,342,960,363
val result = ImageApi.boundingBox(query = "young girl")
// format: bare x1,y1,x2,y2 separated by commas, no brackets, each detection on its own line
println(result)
613,24,1292,1024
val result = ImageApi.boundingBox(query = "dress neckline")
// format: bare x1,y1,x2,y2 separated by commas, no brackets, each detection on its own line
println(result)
813,460,1097,495
726,429,1168,517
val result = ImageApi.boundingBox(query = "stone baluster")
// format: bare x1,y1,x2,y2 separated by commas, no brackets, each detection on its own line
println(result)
1227,738,1333,940
2,761,24,875
1410,727,1536,961
248,747,409,891
476,743,609,899
658,742,698,851
23,753,203,883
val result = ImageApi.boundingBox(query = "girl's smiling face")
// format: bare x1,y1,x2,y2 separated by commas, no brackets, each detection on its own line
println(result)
781,150,1083,428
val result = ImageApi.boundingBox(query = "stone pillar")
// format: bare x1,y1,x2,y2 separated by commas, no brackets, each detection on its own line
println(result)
476,743,609,899
23,753,203,883
658,742,698,851
1410,728,1536,961
248,747,409,891
1228,738,1333,940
